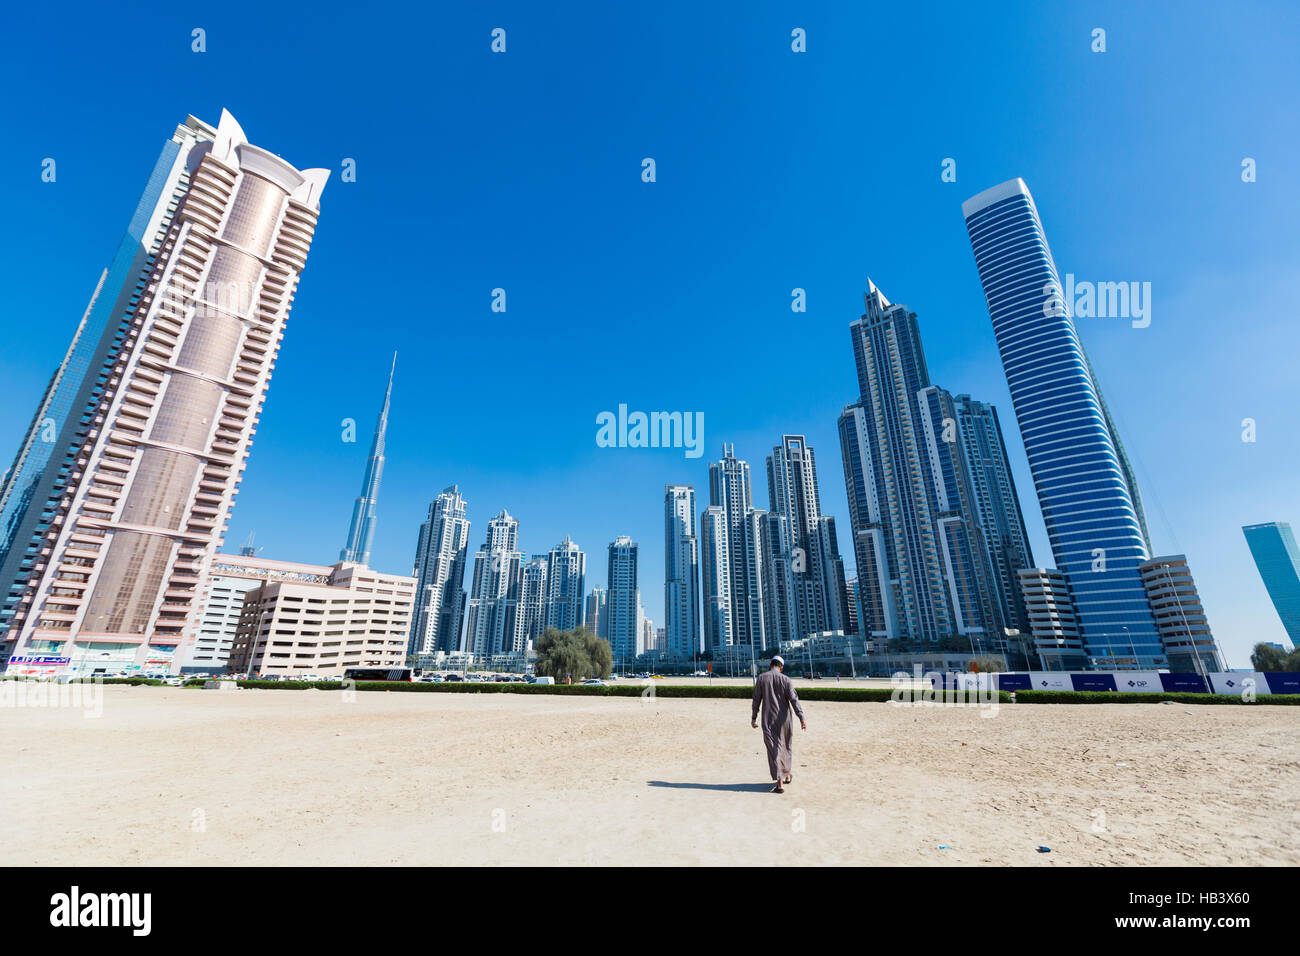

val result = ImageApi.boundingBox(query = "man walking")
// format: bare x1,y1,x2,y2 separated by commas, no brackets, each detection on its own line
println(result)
751,655,806,793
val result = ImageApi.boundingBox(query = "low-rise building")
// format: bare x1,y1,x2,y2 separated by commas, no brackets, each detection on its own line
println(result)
178,553,334,674
227,562,415,678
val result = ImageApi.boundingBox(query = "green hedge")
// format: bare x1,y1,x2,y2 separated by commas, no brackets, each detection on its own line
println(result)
160,679,1300,705
68,677,166,686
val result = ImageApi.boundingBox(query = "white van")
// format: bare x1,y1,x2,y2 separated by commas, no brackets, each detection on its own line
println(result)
532,676,555,685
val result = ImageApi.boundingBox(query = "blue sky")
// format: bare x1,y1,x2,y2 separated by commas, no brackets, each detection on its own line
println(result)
1,1,1296,667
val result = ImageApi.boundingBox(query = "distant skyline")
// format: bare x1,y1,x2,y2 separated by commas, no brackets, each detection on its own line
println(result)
1,2,1297,668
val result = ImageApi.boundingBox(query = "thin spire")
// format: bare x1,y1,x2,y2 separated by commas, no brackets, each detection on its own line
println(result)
340,355,396,566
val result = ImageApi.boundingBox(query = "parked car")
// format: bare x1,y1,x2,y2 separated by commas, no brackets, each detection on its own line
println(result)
444,673,464,682
581,679,607,686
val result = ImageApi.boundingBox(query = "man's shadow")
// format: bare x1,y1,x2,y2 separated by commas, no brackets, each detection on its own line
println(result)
647,781,773,793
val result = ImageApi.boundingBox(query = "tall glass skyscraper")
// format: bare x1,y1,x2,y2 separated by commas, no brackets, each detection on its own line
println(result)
766,436,849,640
544,536,586,632
1,110,328,674
701,447,767,650
953,394,1035,635
1243,522,1300,648
408,485,471,655
663,485,700,657
963,178,1161,666
836,282,1002,645
463,510,523,657
1,115,231,642
606,536,640,663
340,355,395,566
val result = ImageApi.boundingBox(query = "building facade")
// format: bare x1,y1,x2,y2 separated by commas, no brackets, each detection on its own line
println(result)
1139,555,1221,672
463,510,523,657
766,436,850,641
340,356,395,566
1,110,328,677
544,536,586,632
704,446,769,651
584,587,606,638
408,485,471,656
181,553,333,674
953,394,1035,634
663,485,700,657
227,563,414,678
964,178,1218,669
606,536,640,662
519,555,549,647
1017,567,1084,669
837,282,1002,647
1243,522,1300,648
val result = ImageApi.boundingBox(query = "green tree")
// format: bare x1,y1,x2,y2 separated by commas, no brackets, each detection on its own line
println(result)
1252,642,1300,672
534,627,612,682
578,627,613,678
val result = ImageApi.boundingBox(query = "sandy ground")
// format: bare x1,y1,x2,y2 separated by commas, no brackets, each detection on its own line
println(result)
2,684,1297,866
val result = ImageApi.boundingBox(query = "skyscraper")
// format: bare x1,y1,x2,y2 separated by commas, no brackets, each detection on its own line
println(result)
606,536,640,663
836,282,1002,646
1243,522,1300,648
463,510,523,658
699,505,731,651
544,536,586,632
340,354,395,565
758,510,795,647
409,486,471,656
1,110,328,675
964,178,1182,669
705,446,767,650
519,555,549,648
767,436,849,641
585,587,607,639
953,394,1035,635
0,117,222,640
663,485,700,657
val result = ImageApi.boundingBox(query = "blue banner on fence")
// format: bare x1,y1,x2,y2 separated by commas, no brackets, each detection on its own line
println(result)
993,673,1032,691
1070,673,1118,692
1159,673,1208,693
1264,672,1300,694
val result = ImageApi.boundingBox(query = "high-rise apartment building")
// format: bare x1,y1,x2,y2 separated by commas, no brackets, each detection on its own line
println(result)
544,536,586,632
704,446,768,650
1243,522,1300,648
408,486,471,655
585,587,607,638
463,510,523,657
837,282,1001,646
663,485,700,657
519,555,549,647
953,394,1035,635
964,178,1219,669
0,110,328,677
606,536,640,662
767,436,850,641
340,355,395,566
699,505,731,651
